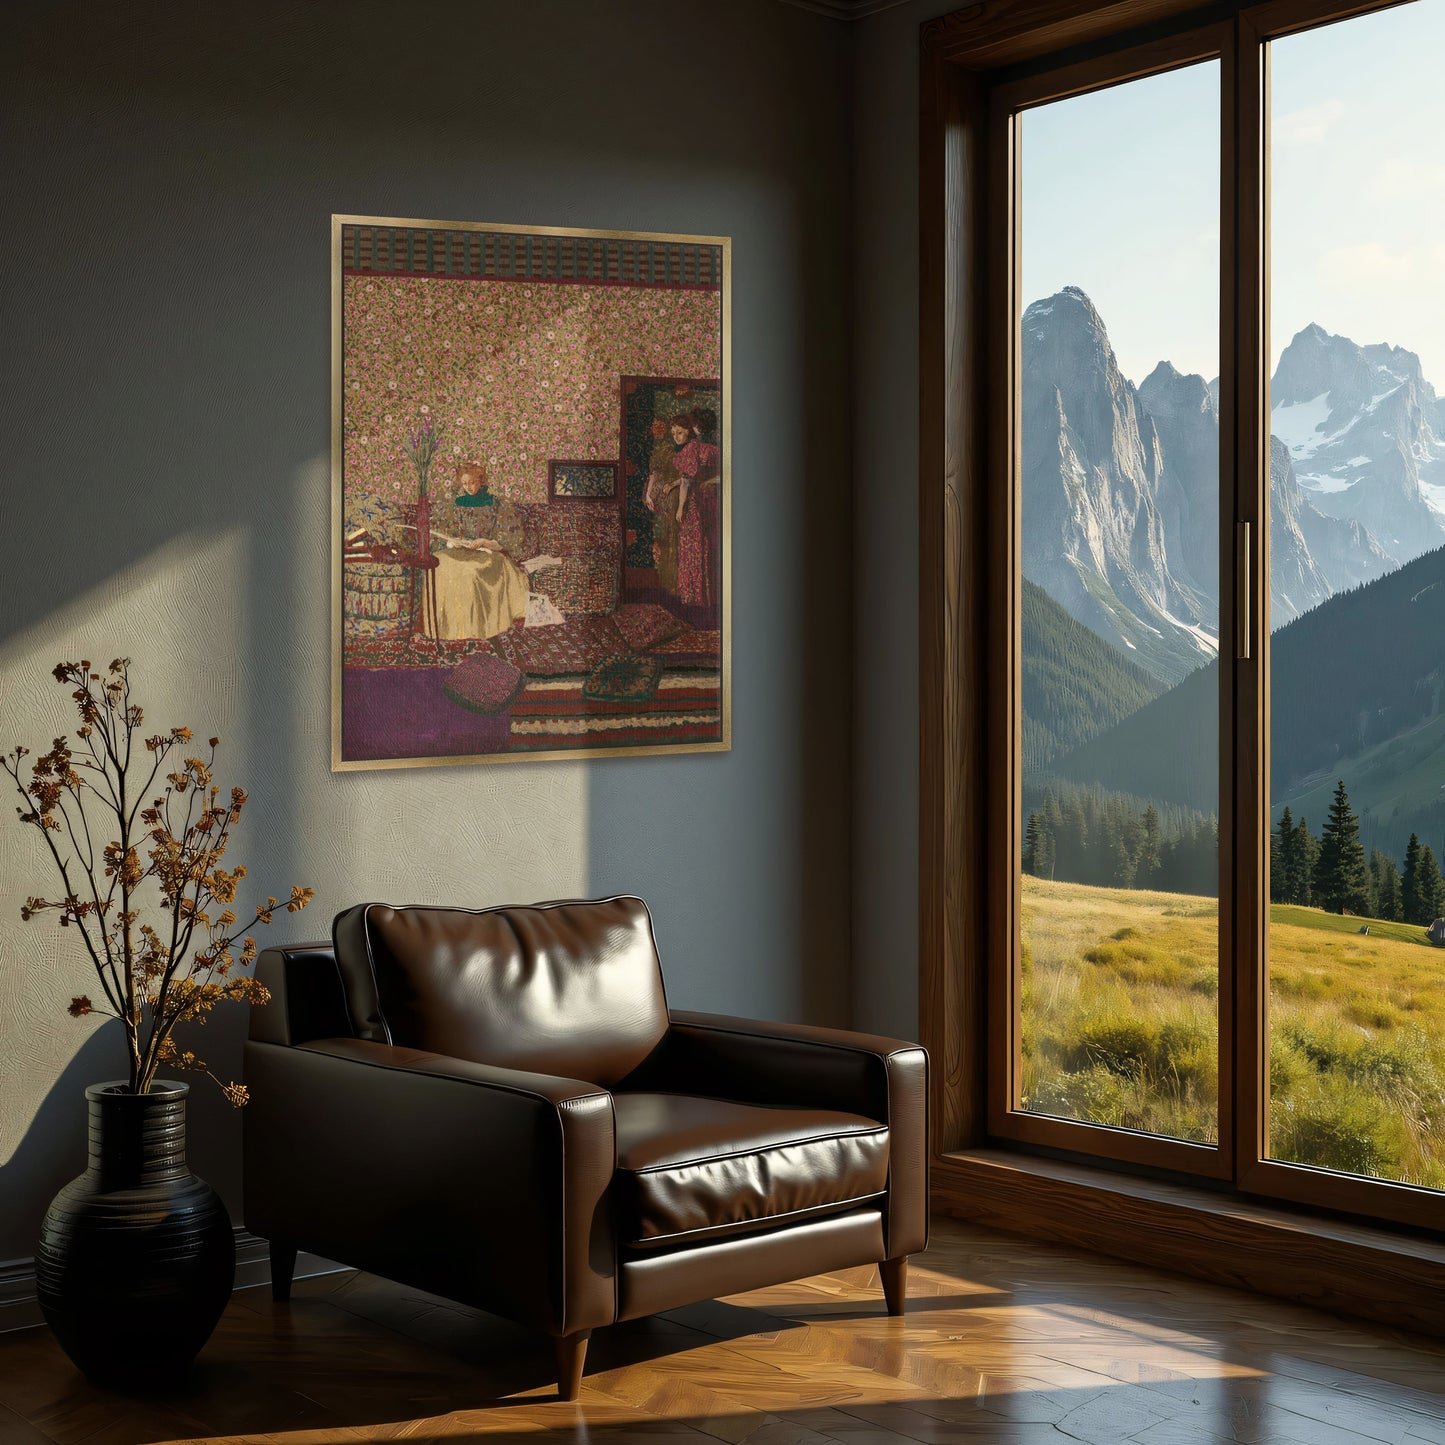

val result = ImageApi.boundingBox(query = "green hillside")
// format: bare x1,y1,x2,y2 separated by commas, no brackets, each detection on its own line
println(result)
1273,549,1445,791
1022,578,1166,770
1273,711,1445,861
1050,543,1445,861
1270,903,1431,948
1050,652,1219,811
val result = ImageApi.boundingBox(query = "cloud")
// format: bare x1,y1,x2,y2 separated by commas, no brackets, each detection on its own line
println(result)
1163,224,1221,284
1370,156,1445,200
1316,241,1445,291
1275,99,1346,145
1317,242,1414,286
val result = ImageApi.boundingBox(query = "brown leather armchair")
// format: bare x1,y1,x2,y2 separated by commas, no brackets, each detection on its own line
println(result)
242,896,927,1399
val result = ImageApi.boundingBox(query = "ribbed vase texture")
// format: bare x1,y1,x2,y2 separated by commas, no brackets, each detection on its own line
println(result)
36,1080,235,1386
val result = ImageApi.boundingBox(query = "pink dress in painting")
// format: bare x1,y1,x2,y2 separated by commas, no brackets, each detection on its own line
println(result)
674,438,721,608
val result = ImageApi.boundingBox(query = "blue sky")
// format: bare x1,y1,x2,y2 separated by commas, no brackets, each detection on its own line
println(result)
1021,0,1445,389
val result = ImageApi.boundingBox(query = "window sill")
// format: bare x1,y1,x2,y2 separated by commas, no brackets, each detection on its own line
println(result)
933,1148,1445,1339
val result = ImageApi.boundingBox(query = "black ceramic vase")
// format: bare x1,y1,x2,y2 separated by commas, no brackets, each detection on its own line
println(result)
36,1080,235,1387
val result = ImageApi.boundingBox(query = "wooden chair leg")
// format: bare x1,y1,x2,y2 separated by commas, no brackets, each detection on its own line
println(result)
555,1330,591,1401
881,1256,907,1316
270,1240,298,1304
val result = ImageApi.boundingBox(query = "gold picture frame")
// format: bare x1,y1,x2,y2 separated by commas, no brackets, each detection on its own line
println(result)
330,214,731,770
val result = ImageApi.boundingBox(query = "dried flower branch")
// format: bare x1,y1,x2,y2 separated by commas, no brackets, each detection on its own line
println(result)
3,659,314,1104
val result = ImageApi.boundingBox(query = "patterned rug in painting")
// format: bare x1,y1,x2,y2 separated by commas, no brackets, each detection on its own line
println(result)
334,219,728,767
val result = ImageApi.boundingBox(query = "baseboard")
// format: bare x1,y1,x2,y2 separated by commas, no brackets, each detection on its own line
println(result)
0,1259,38,1336
933,1149,1445,1339
0,1232,348,1334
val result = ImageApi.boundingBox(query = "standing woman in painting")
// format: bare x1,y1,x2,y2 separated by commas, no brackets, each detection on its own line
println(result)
674,407,721,614
645,418,681,594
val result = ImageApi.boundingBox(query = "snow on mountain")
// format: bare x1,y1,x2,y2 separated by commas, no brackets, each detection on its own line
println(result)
1270,435,1392,622
1020,289,1404,669
1269,323,1445,558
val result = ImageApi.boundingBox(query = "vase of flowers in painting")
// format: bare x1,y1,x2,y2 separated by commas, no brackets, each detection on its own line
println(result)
405,410,443,556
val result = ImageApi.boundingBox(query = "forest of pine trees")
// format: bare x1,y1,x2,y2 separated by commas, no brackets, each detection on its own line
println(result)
1022,783,1218,894
1024,777,1445,920
1270,782,1445,923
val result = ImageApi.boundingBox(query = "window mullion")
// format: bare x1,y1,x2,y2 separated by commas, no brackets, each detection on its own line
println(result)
1229,7,1270,1192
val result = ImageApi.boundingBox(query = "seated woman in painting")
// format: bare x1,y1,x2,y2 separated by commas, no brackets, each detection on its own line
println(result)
431,462,530,639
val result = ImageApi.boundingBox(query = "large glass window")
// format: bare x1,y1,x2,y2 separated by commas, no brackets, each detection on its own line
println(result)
987,0,1444,1223
1265,1,1445,1192
1017,64,1222,1145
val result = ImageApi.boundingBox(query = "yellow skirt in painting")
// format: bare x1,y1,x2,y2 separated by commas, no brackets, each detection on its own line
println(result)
433,548,530,640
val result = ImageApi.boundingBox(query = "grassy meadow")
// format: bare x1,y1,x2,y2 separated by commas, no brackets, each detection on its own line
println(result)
1021,875,1445,1189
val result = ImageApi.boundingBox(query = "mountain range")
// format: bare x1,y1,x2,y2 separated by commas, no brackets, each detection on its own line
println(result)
1022,287,1445,683
1049,542,1445,862
1271,322,1445,558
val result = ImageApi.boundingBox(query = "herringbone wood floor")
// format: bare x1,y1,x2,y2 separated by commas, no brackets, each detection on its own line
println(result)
2,1218,1444,1444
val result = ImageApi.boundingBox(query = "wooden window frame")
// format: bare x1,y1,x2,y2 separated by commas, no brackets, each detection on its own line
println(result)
985,22,1238,1180
919,0,1444,1275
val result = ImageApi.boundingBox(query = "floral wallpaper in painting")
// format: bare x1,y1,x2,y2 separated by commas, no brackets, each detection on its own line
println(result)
342,274,720,543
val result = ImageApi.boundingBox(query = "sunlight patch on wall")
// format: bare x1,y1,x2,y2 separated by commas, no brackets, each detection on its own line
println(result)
0,527,252,1164
282,452,593,916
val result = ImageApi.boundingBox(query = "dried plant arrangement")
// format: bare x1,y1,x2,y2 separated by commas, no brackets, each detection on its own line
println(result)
3,658,313,1104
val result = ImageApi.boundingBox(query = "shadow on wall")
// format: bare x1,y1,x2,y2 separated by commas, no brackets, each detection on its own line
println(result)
0,1027,130,1267
0,1013,258,1275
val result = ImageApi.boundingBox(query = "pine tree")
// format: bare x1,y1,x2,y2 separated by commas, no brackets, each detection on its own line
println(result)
1057,792,1086,882
1311,780,1370,914
1418,844,1445,924
1293,815,1317,906
1274,807,1297,903
1137,804,1162,888
1110,827,1136,888
1271,808,1291,904
1040,791,1063,878
1375,849,1398,919
1023,813,1039,877
1376,851,1403,921
1369,849,1402,922
1403,833,1425,925
1023,812,1053,878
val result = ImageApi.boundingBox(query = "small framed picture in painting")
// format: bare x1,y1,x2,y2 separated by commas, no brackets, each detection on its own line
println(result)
331,215,730,769
549,460,618,501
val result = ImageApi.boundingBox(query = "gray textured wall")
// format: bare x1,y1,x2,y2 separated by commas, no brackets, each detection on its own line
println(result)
0,0,853,1260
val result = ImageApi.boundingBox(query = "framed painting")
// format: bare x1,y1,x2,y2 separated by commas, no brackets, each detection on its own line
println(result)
330,214,731,769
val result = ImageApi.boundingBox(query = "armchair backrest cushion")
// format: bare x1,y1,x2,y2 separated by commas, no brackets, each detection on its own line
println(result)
331,895,669,1086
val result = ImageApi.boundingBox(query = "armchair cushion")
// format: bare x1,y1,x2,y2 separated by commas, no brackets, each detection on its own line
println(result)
623,1011,929,1262
331,895,670,1087
613,1093,889,1250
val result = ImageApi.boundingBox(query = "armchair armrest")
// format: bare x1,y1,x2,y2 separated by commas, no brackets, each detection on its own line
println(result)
242,1037,617,1335
249,943,352,1046
625,1011,928,1260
